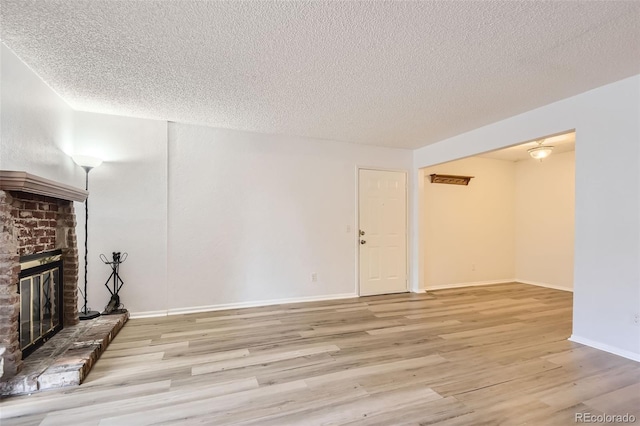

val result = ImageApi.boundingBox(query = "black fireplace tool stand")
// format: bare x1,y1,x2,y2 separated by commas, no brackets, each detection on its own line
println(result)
100,251,128,315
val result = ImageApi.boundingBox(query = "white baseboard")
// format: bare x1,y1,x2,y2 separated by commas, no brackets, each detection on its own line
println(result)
515,279,573,292
417,279,573,293
127,281,569,318
569,335,640,362
170,293,359,316
129,293,358,318
421,279,514,292
129,310,169,319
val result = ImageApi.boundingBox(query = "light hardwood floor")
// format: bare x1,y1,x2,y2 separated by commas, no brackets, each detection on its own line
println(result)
1,283,639,425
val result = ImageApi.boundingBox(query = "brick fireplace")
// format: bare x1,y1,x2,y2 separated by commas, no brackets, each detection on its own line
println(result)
0,171,86,380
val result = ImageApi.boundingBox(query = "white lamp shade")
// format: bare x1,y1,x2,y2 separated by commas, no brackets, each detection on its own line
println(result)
527,146,554,160
72,154,103,169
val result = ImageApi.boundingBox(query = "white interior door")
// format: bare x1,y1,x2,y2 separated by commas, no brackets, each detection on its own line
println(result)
358,169,407,296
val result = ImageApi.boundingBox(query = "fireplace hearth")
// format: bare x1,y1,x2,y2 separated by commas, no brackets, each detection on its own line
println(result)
0,171,87,381
0,172,86,380
1,171,129,396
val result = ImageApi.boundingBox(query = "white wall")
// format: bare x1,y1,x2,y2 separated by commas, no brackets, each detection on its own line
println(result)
1,41,413,315
4,41,637,360
73,112,168,315
0,44,80,185
515,151,575,290
1,45,169,315
167,123,412,312
422,157,515,289
413,75,640,361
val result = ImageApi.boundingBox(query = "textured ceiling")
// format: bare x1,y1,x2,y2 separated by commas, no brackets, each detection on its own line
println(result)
1,1,639,149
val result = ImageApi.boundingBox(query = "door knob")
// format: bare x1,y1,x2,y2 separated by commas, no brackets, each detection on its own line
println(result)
359,230,365,236
360,240,366,245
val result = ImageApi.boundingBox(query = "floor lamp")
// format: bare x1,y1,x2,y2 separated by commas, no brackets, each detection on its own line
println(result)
72,155,103,320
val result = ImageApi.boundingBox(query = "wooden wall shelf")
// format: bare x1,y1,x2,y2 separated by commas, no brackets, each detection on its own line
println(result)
429,174,474,186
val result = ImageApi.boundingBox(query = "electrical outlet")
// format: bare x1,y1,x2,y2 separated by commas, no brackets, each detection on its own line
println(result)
346,225,351,233
634,313,639,326
311,272,318,283
471,263,476,271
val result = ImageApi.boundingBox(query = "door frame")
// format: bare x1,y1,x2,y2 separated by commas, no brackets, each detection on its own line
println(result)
355,166,410,296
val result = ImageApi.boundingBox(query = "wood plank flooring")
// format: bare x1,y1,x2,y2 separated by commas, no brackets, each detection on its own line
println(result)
1,283,639,425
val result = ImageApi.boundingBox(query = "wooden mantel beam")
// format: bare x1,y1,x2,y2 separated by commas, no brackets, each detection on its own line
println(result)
0,171,88,202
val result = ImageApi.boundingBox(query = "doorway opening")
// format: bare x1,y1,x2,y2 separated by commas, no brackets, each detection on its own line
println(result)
418,131,576,294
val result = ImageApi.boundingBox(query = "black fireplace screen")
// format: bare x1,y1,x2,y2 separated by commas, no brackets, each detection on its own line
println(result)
18,249,63,358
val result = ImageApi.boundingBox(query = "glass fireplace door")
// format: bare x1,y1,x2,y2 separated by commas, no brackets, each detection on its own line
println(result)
18,250,63,357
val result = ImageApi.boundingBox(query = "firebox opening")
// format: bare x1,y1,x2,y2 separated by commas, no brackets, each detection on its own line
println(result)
18,249,63,358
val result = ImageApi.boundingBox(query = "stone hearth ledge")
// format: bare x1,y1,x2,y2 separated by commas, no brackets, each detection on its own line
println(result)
0,313,128,397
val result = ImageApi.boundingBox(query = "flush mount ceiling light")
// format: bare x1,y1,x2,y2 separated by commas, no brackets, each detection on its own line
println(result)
527,140,554,161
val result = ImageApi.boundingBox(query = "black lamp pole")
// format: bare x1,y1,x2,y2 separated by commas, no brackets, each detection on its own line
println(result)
79,165,100,320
